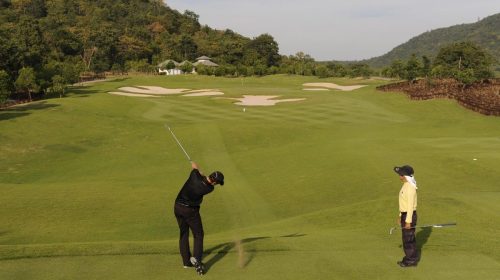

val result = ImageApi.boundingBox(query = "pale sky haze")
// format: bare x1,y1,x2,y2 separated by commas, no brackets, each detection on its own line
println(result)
165,0,499,61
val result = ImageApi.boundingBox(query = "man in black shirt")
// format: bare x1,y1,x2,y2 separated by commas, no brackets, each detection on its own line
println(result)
174,161,224,275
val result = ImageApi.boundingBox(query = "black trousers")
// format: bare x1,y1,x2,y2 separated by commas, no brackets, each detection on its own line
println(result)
400,211,419,264
174,203,204,265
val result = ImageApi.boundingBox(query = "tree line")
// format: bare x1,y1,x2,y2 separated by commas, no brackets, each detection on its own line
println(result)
380,41,496,85
0,1,496,105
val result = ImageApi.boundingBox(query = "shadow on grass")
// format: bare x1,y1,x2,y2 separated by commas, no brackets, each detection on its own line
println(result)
106,78,130,83
203,233,306,273
68,87,102,97
69,79,130,96
416,227,432,261
0,102,60,121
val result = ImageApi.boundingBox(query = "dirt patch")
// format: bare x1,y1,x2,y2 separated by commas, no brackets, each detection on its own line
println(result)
377,78,500,116
303,82,366,91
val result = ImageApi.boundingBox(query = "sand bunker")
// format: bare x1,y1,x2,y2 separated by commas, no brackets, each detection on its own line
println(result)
118,86,188,95
303,83,366,91
182,91,224,97
225,95,305,106
108,92,159,98
303,88,328,91
109,87,303,106
109,86,225,98
184,89,218,93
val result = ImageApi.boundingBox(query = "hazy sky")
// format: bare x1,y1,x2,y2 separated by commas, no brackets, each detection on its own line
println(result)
165,0,499,61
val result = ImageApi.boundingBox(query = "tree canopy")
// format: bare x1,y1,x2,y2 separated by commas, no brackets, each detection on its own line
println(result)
433,41,495,84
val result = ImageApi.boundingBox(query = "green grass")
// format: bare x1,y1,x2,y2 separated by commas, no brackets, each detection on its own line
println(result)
1,74,499,279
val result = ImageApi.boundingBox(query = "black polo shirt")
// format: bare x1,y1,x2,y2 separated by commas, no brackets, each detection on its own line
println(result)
175,169,214,207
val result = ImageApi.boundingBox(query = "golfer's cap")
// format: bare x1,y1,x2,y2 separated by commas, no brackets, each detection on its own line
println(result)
209,171,224,186
394,165,414,176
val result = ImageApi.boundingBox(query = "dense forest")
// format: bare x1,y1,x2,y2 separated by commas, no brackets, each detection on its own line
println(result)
361,13,500,69
0,0,275,82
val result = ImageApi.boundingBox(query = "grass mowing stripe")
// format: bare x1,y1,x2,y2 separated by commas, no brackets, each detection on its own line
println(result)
0,241,179,261
193,123,277,229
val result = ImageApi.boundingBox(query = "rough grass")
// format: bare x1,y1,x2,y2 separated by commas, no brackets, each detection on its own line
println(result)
1,75,499,279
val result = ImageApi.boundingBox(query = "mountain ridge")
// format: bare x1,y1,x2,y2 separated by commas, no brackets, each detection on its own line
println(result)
357,13,500,68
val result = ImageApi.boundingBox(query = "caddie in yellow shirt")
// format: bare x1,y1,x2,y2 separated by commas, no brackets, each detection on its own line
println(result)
394,165,419,267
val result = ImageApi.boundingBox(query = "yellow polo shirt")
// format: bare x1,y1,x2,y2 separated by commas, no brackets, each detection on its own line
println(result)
399,182,417,223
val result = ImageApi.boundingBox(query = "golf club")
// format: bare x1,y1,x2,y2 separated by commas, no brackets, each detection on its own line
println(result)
389,222,457,235
165,124,192,162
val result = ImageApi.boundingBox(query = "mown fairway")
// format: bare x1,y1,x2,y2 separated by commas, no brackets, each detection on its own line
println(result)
1,75,499,279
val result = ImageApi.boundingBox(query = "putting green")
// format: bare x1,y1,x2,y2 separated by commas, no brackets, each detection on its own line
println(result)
1,75,499,279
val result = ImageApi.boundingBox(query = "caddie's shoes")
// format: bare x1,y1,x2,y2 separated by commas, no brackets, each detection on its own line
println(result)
397,261,417,267
190,257,205,275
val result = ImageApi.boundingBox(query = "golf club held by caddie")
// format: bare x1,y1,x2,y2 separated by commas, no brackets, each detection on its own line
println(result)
389,222,457,235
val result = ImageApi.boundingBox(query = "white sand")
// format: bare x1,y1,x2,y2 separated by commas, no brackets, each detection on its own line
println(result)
303,88,329,91
110,85,226,98
303,83,366,91
226,95,305,106
118,86,188,95
182,91,225,97
108,92,159,97
184,89,219,93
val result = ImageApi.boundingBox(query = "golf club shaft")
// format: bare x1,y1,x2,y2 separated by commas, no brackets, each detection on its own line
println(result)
389,223,456,235
165,124,192,162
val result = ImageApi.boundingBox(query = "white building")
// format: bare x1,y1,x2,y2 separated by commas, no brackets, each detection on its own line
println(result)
157,59,182,75
158,56,218,75
193,56,219,67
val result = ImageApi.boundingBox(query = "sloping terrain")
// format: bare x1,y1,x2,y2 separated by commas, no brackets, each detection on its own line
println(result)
1,75,499,279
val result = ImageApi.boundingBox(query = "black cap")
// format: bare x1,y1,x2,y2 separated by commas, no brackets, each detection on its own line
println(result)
394,165,414,176
209,171,224,186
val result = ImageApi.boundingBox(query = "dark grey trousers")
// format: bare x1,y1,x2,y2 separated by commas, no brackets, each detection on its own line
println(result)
174,203,204,266
400,211,419,264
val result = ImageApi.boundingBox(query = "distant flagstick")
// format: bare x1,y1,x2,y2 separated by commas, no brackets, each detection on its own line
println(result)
389,223,457,235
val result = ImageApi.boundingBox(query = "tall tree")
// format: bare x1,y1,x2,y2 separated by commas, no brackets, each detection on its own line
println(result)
50,74,66,98
0,70,11,104
14,16,45,69
433,41,494,84
178,35,198,61
349,63,372,78
15,67,37,101
389,60,406,79
404,54,422,82
421,55,431,78
179,10,200,34
246,34,280,67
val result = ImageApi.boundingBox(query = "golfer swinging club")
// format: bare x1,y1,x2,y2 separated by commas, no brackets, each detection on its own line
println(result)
394,165,419,267
174,161,224,275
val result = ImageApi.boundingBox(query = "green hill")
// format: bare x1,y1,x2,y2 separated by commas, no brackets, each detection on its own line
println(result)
363,13,500,68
